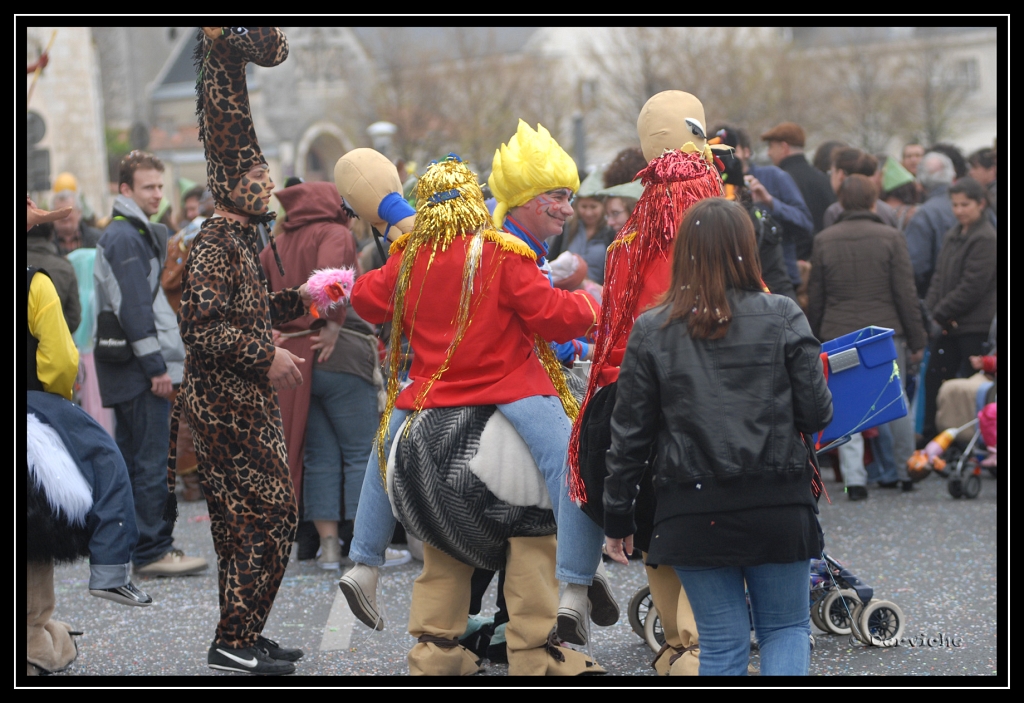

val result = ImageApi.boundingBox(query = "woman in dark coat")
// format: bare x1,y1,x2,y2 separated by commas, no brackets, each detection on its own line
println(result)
604,198,833,676
921,177,997,439
807,174,927,497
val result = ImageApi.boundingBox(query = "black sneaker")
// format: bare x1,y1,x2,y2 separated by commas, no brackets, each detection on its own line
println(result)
89,581,153,607
257,635,304,662
208,643,295,675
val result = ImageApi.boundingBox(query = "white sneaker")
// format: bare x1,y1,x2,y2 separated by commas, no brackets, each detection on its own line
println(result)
384,547,411,567
338,563,383,630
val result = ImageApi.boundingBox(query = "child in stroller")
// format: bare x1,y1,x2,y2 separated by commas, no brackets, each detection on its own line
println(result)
907,352,996,498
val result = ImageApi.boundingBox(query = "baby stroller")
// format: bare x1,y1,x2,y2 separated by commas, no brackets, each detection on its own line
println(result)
907,413,994,500
627,550,907,652
808,553,905,646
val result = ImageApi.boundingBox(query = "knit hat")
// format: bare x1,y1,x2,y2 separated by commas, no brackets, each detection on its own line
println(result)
882,157,916,194
193,27,288,220
488,120,580,228
760,121,806,147
636,91,710,162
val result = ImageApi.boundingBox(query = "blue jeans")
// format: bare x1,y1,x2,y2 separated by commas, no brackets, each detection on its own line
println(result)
674,561,811,676
303,369,378,522
112,389,174,566
348,395,605,585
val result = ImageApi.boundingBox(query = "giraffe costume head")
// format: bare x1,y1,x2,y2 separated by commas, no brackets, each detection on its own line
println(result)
193,27,288,222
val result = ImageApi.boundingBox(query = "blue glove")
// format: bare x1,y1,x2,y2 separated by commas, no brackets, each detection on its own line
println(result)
552,339,588,364
552,340,576,364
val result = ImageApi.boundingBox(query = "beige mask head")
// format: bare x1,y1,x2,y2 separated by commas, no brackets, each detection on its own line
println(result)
637,90,709,163
334,148,416,236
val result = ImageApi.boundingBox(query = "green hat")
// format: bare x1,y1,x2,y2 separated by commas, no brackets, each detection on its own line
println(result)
882,158,915,193
150,196,171,223
178,177,198,194
597,179,643,200
577,167,605,199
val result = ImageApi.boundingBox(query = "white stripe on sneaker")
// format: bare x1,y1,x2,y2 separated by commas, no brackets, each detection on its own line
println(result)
217,649,258,668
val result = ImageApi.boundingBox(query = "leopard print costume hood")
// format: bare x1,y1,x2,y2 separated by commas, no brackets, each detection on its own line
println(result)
193,27,288,223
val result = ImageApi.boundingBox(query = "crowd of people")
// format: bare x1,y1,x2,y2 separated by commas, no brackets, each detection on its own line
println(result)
26,26,999,678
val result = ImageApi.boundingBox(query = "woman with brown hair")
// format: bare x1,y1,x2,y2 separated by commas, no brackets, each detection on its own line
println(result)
823,147,899,228
603,197,833,676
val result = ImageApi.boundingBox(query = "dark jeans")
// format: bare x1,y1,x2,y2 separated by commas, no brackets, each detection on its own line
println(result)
922,332,987,438
112,389,174,566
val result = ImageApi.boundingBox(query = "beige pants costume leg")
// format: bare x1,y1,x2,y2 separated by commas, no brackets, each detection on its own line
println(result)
407,542,484,676
645,557,700,676
26,561,78,676
407,536,604,676
503,535,604,676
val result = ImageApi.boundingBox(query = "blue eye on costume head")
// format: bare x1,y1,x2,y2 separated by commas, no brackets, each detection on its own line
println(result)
230,27,249,36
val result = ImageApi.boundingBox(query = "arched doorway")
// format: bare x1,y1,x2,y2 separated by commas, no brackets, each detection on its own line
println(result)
296,122,352,182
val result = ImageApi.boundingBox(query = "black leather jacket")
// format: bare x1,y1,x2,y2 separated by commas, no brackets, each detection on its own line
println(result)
604,290,833,538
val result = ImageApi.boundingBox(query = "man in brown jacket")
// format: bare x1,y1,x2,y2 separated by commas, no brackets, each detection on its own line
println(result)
807,174,927,498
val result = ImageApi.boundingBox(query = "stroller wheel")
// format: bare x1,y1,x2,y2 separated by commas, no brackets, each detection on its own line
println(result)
810,593,830,633
821,588,862,635
850,601,871,644
643,603,666,653
858,600,905,647
627,585,652,641
963,472,982,499
948,477,963,499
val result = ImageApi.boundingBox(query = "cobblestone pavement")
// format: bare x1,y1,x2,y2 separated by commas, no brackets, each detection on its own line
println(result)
31,465,1001,682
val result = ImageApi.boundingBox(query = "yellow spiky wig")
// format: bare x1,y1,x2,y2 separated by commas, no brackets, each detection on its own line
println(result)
488,120,581,229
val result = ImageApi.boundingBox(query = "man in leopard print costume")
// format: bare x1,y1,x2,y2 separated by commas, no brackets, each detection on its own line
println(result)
173,26,311,676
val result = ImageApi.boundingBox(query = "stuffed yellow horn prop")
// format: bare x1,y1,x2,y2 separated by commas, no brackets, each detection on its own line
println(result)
637,90,710,163
334,148,416,239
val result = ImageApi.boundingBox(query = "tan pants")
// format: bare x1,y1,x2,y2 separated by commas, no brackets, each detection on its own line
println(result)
407,536,604,676
26,561,78,676
645,556,700,676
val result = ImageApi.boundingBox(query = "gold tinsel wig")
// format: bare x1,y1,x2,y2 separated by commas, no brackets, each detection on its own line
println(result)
488,120,581,229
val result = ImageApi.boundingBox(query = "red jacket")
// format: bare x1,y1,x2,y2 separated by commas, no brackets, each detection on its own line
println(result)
351,233,598,409
595,251,672,387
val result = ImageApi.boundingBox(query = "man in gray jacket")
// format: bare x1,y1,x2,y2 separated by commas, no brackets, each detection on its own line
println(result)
94,151,206,577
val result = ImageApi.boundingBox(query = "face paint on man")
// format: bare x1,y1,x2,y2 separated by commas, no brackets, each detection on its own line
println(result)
230,163,275,214
517,188,575,240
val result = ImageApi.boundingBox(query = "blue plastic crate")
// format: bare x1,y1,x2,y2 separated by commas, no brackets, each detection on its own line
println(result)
817,326,907,445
